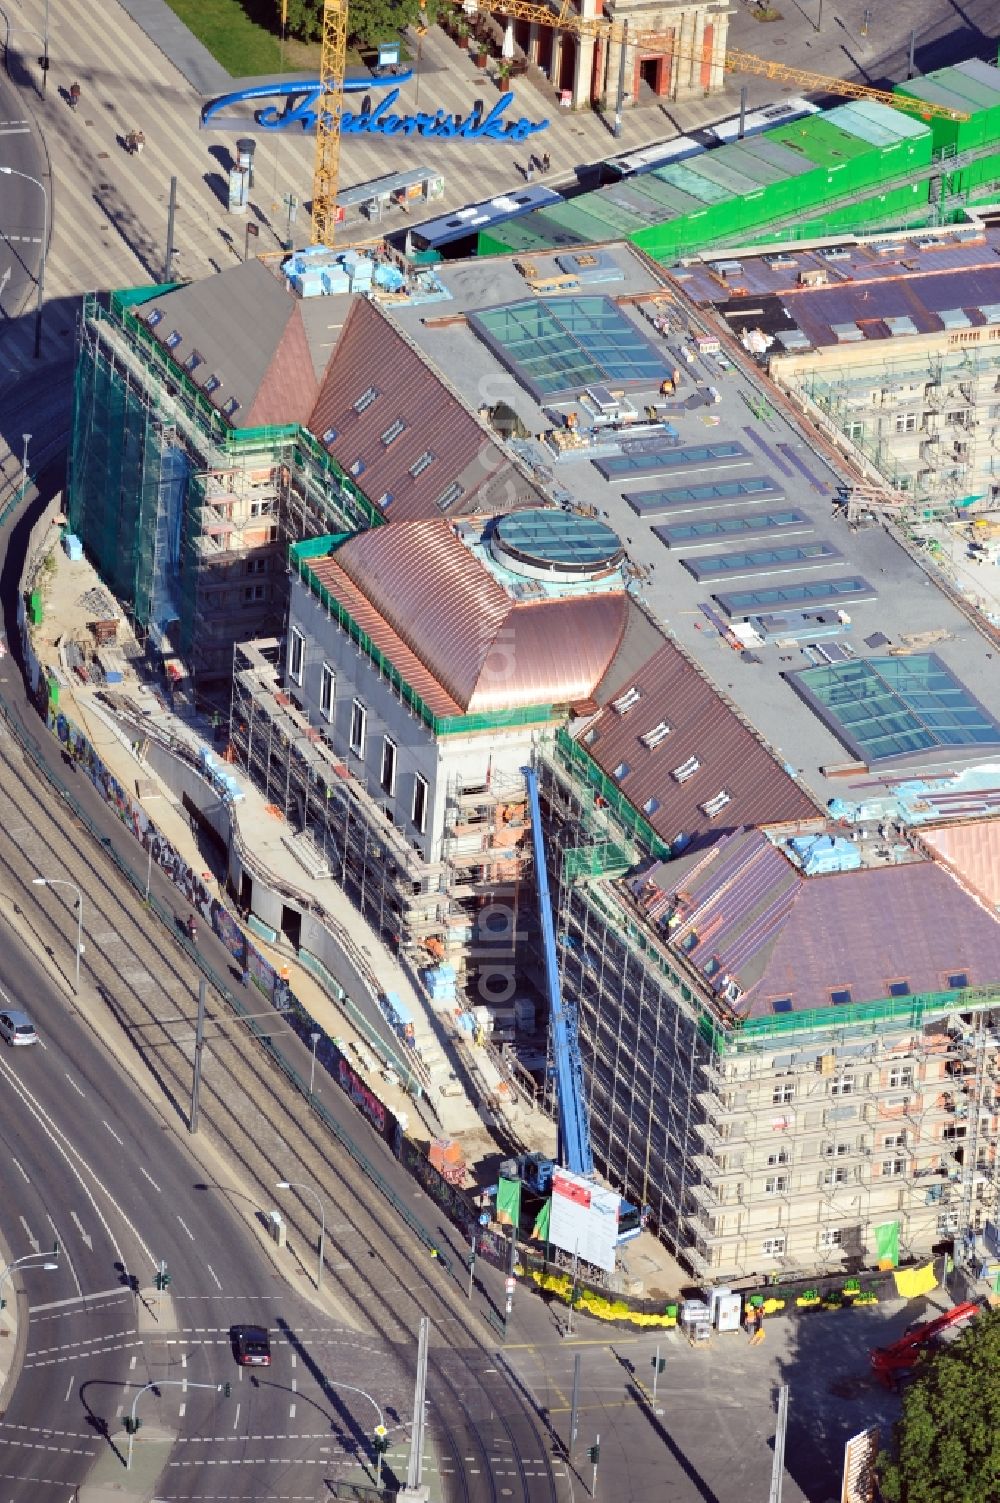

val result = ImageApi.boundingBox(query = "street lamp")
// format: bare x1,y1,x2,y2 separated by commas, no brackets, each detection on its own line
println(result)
0,1252,58,1308
275,1178,326,1290
32,876,83,992
308,1030,321,1099
0,166,48,358
126,1378,227,1470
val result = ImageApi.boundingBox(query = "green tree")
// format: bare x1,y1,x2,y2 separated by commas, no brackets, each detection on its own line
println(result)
879,1307,1000,1503
276,0,429,47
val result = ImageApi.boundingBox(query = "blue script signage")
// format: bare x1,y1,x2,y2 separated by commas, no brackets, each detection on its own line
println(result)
201,78,549,144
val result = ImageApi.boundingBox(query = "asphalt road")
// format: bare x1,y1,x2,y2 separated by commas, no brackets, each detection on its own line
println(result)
0,66,47,349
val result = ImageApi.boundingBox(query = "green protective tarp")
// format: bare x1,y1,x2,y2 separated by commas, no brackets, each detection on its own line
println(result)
497,1177,521,1227
876,1221,900,1267
532,1198,551,1242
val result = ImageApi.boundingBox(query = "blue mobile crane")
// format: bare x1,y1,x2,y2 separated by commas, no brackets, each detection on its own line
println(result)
516,767,642,1245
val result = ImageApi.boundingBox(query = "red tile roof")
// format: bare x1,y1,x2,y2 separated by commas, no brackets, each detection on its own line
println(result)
308,299,541,522
581,640,818,852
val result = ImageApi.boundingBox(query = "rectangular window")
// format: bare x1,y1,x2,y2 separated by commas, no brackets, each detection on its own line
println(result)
673,756,701,783
409,450,435,479
822,1166,849,1186
354,385,379,414
380,736,397,797
883,1132,906,1149
612,686,642,714
640,720,672,748
701,790,731,818
818,1228,844,1249
764,1176,788,1196
829,1076,855,1096
319,664,335,721
349,698,367,758
888,1067,913,1090
846,420,865,442
882,1158,906,1178
165,329,182,350
184,349,203,373
823,1142,850,1157
412,773,428,835
948,972,969,990
288,626,305,686
772,1083,794,1104
243,584,265,602
762,1235,786,1257
322,426,339,445
380,419,406,446
435,481,464,511
612,761,630,781
894,412,917,434
766,1149,789,1167
642,796,660,816
204,374,222,395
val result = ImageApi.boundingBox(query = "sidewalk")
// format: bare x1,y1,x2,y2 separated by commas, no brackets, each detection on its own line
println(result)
31,541,552,1171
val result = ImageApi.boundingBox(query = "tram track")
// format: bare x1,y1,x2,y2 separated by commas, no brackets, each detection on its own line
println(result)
0,684,560,1503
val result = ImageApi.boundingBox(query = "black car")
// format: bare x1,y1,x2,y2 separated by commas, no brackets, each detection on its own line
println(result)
231,1324,272,1367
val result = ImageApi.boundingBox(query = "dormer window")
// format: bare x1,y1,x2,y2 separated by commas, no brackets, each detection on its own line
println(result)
641,720,672,748
222,397,241,418
146,308,163,327
381,419,406,446
612,686,642,715
204,374,222,395
165,330,182,350
673,756,700,783
322,426,339,445
184,349,203,373
354,385,379,414
701,790,731,818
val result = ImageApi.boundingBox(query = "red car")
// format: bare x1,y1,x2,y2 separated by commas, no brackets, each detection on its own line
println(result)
231,1324,272,1367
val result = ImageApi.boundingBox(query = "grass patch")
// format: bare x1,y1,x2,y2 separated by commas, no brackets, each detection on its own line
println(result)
162,0,321,76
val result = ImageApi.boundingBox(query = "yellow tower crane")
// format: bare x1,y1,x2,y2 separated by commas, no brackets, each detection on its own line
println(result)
310,0,967,246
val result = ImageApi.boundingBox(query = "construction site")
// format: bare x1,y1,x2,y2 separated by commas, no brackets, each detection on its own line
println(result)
67,286,380,682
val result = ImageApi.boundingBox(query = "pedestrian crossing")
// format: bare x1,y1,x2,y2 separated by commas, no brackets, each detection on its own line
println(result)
0,0,742,387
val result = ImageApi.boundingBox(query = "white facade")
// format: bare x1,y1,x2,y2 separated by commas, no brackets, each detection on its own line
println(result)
287,577,546,866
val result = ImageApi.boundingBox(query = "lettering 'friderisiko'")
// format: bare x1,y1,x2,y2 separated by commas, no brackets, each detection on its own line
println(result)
201,79,549,145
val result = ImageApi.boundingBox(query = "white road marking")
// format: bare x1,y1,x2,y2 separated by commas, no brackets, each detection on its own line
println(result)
18,1216,39,1253
181,1352,187,1368
129,1355,137,1370
232,1402,240,1431
289,1402,296,1419
102,1121,123,1146
63,1373,74,1403
178,1402,186,1418
29,1286,128,1313
64,1073,85,1098
45,1217,81,1300
69,1212,93,1252
11,1157,28,1183
291,1379,297,1393
0,1054,154,1269
176,1215,195,1242
139,1166,161,1193
206,1263,222,1291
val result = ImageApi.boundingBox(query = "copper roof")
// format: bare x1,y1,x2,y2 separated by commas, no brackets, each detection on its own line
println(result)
306,556,463,719
308,298,543,522
307,520,629,714
583,639,819,850
921,821,1000,910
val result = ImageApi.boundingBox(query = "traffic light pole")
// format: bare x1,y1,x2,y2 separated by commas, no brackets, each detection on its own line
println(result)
126,1379,228,1469
589,1434,601,1498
